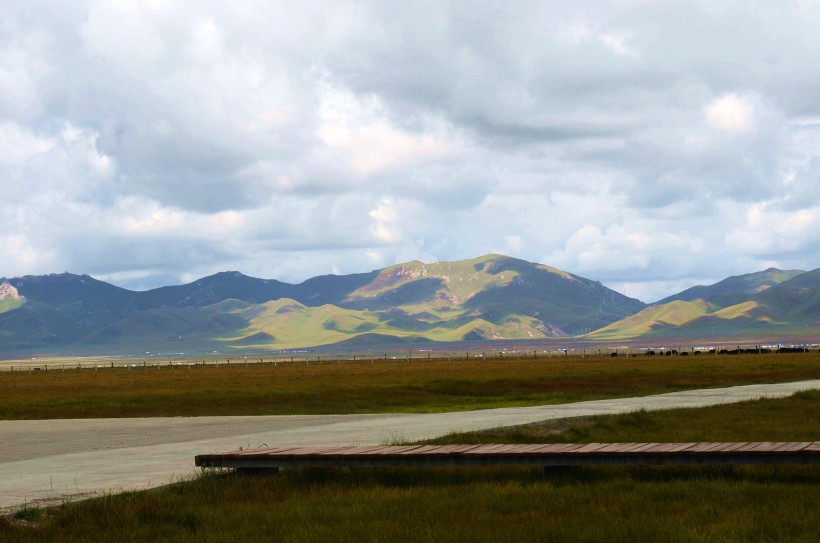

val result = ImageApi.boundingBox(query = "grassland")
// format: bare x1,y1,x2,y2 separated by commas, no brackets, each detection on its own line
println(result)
3,391,818,542
230,296,561,349
586,298,779,340
3,353,820,419
0,297,20,314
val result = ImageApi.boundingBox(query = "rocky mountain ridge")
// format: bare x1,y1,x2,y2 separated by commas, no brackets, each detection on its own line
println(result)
0,282,20,301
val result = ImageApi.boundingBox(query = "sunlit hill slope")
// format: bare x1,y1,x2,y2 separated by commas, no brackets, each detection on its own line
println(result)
587,268,820,340
0,255,645,352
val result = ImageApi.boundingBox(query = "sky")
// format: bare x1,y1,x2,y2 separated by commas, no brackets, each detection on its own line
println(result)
2,0,820,303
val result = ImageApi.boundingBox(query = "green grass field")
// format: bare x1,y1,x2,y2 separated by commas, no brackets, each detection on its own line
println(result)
2,353,820,419
3,391,818,542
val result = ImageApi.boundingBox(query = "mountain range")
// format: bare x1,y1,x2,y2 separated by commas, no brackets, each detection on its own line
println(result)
1,254,818,354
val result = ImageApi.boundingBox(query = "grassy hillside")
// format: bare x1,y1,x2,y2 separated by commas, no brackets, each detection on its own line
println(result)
0,297,20,314
344,254,645,335
346,255,523,306
656,267,805,304
591,267,820,340
226,297,571,349
586,300,715,339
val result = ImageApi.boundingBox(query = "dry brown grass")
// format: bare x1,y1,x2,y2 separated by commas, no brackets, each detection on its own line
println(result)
2,352,819,419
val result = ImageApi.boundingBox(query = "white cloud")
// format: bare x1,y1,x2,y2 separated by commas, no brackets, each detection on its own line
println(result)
0,234,49,271
317,76,450,175
705,94,756,133
0,122,53,165
369,198,400,243
187,18,224,62
502,234,524,255
549,219,705,280
727,202,820,254
0,34,50,120
122,207,184,234
598,33,639,57
209,210,245,230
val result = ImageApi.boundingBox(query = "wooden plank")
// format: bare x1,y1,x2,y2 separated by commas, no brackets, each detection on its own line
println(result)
396,445,441,455
683,442,723,453
746,442,785,452
642,443,681,453
465,444,511,454
443,444,486,454
758,442,789,452
543,443,589,453
615,443,654,453
773,442,812,452
214,441,820,458
285,446,349,456
596,443,635,453
509,444,555,454
624,443,661,453
706,442,743,453
569,443,610,453
475,444,526,454
195,441,820,470
430,444,477,454
244,447,301,456
663,443,699,453
331,446,393,455
734,442,763,452
712,442,749,453
491,444,528,454
700,442,734,452
371,445,427,455
262,447,323,456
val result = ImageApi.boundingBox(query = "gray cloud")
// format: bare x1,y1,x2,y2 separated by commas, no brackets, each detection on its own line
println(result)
2,1,820,302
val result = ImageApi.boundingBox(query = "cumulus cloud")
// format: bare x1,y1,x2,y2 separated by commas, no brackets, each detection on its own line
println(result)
705,94,757,133
369,198,400,243
727,202,820,255
2,1,820,302
317,75,451,175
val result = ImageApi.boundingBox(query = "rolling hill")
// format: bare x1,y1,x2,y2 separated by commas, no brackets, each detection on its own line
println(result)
588,267,820,341
655,268,805,304
0,255,646,353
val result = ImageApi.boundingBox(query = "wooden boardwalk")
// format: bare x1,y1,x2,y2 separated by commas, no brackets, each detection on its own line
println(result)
196,442,820,470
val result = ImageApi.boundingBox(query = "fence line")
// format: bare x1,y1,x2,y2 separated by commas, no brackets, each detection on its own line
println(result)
1,345,816,373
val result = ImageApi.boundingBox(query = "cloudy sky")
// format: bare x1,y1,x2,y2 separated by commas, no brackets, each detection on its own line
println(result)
2,0,820,302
